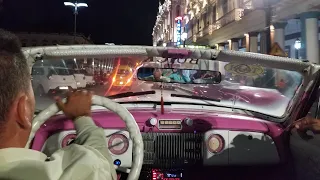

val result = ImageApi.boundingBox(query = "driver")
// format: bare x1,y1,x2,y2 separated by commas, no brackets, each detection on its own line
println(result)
0,29,116,180
144,68,170,82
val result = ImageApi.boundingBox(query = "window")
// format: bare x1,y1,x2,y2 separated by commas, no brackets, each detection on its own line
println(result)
49,68,72,76
222,0,228,14
32,68,45,75
176,5,180,17
212,5,217,23
203,12,208,26
189,23,193,36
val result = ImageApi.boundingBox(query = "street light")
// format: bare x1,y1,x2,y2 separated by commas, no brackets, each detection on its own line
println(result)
64,1,88,43
294,39,301,50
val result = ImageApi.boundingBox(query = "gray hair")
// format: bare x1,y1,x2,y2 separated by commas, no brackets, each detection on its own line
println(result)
0,29,30,124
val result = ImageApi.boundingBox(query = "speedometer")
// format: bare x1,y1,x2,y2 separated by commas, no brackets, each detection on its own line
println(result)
108,134,129,155
61,133,77,148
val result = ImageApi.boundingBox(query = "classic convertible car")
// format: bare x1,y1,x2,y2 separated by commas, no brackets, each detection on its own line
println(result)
24,45,320,180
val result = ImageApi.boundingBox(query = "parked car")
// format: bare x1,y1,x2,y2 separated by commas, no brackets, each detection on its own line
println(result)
31,66,77,96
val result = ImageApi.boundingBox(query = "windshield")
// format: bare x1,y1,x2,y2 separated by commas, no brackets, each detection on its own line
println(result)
33,56,303,119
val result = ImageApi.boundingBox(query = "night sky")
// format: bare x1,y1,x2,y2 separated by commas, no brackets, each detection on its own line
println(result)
0,0,163,45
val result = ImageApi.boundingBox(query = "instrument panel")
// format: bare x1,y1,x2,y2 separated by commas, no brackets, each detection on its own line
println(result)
42,129,133,168
41,126,280,169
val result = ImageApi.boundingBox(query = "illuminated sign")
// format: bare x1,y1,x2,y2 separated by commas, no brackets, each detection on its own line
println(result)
176,18,182,46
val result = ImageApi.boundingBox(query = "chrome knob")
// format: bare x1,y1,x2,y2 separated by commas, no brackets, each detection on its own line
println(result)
184,118,193,126
149,118,158,126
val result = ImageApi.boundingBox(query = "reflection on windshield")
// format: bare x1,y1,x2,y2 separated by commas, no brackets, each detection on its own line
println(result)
33,56,303,119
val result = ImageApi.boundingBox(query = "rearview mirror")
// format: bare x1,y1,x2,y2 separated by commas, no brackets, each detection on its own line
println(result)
137,67,221,84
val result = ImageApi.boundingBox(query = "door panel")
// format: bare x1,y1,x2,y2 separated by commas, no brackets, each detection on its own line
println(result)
290,131,320,180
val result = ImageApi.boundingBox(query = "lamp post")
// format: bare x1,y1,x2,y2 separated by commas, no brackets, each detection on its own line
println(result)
64,2,88,43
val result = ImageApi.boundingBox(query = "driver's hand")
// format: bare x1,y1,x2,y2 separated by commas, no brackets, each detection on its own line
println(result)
55,90,93,119
292,116,320,133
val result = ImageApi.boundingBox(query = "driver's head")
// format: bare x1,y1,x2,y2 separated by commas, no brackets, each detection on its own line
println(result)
153,68,162,80
0,29,34,148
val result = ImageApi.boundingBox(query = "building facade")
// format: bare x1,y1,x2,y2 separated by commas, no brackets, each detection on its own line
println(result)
16,32,93,47
153,0,320,64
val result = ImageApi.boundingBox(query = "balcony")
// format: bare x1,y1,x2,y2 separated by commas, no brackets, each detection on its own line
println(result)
187,8,244,43
212,8,244,32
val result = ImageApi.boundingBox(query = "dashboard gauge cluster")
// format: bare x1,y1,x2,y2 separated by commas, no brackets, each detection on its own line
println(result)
108,133,129,155
104,129,133,168
42,126,280,169
42,129,133,168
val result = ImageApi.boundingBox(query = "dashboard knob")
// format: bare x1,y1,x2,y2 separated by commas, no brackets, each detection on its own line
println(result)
184,118,193,126
149,118,158,126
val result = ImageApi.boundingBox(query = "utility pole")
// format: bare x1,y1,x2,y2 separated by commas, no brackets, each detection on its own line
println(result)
74,10,77,43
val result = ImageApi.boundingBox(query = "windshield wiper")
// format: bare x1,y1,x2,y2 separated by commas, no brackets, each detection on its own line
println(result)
171,94,220,102
107,91,156,99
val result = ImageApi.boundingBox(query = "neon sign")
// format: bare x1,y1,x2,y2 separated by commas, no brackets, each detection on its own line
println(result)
176,18,182,46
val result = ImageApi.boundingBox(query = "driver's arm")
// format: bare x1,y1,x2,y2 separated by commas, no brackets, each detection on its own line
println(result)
73,116,112,158
73,116,117,179
54,91,117,180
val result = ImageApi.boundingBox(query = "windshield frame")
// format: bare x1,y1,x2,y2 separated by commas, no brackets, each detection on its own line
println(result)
24,46,320,122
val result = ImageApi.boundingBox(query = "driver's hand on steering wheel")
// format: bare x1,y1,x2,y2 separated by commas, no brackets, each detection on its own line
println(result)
55,90,93,120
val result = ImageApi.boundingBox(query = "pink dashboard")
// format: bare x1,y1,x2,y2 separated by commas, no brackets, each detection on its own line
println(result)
32,109,288,171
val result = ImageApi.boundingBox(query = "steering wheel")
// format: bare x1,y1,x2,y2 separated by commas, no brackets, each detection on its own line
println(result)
25,95,144,180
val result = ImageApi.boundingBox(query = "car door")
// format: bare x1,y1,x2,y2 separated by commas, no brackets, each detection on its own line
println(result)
288,70,320,180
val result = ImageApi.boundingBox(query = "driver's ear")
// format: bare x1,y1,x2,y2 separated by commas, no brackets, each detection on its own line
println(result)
16,95,32,130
